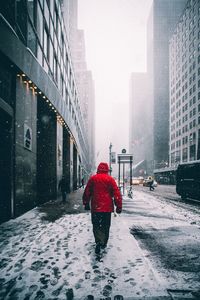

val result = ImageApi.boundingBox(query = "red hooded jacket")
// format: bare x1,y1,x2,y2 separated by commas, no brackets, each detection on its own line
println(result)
82,162,122,213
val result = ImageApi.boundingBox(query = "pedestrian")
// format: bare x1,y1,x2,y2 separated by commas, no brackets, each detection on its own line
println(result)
149,179,155,191
58,175,67,203
82,162,122,254
80,177,85,188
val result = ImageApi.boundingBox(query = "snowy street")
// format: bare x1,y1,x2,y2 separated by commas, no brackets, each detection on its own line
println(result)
0,188,200,299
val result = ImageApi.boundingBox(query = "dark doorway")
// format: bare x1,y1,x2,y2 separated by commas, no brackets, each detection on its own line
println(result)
0,108,12,223
63,128,70,193
37,97,57,203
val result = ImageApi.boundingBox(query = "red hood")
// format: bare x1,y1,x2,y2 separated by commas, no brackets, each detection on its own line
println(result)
97,162,109,174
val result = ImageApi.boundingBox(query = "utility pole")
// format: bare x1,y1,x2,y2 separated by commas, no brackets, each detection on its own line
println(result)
109,143,112,175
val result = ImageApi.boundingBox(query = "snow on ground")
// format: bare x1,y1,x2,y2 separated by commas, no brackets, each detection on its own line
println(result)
0,189,200,299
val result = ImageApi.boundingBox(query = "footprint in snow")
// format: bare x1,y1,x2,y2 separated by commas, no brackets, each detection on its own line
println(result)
30,260,45,271
85,271,91,279
52,285,63,296
34,290,45,299
123,269,130,274
102,284,112,297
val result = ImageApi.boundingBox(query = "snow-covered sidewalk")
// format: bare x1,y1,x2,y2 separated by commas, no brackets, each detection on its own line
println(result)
0,190,172,300
1,188,200,299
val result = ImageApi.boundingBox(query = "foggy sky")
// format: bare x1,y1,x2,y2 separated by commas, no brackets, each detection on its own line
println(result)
78,0,153,170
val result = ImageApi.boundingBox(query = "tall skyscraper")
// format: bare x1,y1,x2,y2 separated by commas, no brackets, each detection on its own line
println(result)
62,1,96,173
169,0,200,166
129,0,187,174
129,73,153,175
147,0,188,169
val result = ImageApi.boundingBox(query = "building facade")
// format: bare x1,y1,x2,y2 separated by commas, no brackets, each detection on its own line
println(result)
73,30,95,174
62,2,96,175
129,73,153,175
147,0,188,169
169,0,200,166
0,0,91,223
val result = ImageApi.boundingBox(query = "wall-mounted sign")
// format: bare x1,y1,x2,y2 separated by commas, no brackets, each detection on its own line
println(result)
24,124,32,151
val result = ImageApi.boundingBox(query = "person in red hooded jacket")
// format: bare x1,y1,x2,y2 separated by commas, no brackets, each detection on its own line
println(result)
83,162,122,254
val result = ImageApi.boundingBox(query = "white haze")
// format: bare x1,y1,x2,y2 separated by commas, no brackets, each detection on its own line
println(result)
78,0,153,170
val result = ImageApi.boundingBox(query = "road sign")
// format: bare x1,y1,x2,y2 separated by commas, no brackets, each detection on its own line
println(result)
118,154,133,163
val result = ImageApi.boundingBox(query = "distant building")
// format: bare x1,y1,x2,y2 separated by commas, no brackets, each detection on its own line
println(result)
129,73,153,175
147,0,188,169
73,30,96,174
62,2,96,174
169,0,200,166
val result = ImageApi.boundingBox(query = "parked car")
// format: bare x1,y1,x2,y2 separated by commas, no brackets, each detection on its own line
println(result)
138,176,144,184
132,177,140,185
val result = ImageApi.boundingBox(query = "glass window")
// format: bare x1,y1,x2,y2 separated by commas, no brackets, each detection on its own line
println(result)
39,0,43,8
69,100,72,112
54,36,58,54
182,148,188,162
27,22,37,56
57,48,61,65
49,41,54,71
37,3,43,43
16,0,27,43
44,26,49,61
61,34,64,55
65,88,69,105
57,65,61,89
37,44,43,66
189,144,196,161
54,4,59,33
58,20,61,44
0,0,15,27
27,0,37,26
47,0,53,18
54,55,58,82
49,19,54,38
43,58,49,74
61,75,64,97
44,0,49,28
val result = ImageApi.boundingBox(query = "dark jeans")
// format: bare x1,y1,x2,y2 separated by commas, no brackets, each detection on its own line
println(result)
61,191,67,202
149,184,154,191
91,212,111,247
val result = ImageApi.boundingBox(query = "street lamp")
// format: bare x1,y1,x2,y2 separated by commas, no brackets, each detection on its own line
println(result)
109,143,112,175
